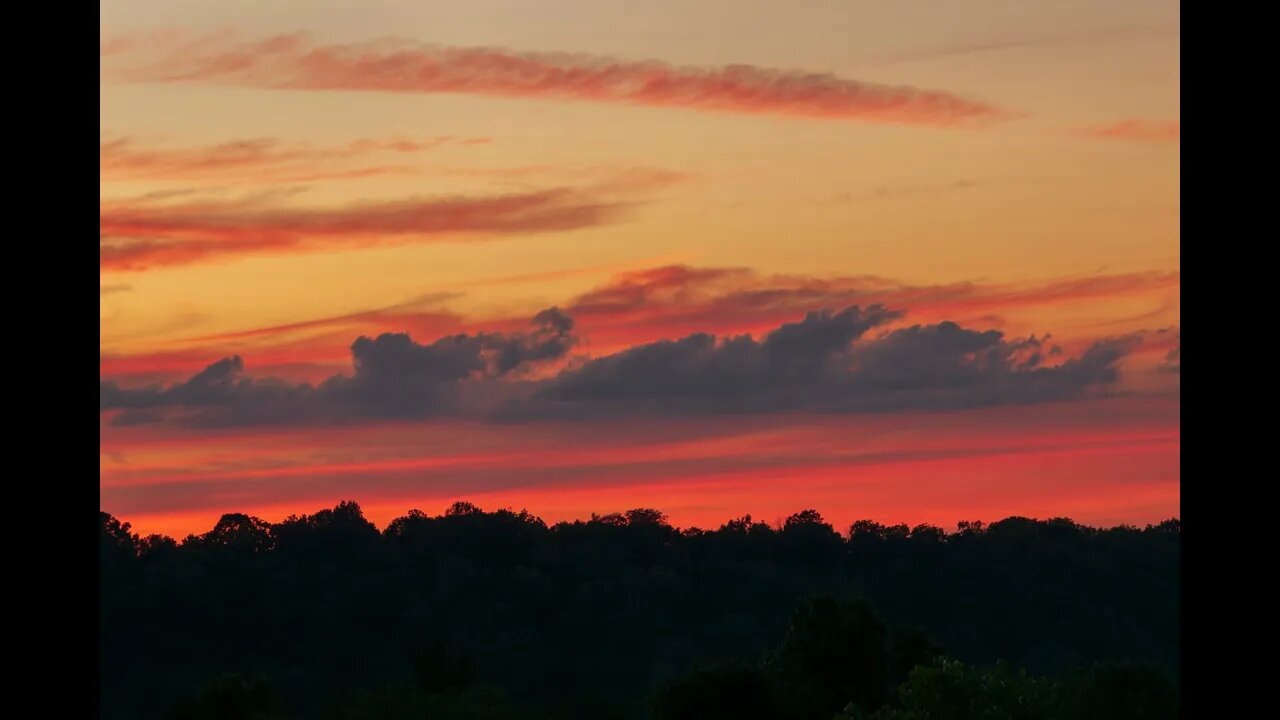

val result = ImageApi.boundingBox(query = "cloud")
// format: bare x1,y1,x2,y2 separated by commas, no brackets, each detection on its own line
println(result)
100,184,647,271
533,306,900,413
101,135,491,183
827,179,979,204
565,265,1177,319
1074,119,1179,142
101,355,320,426
101,283,133,295
101,305,1143,427
104,31,1007,127
101,309,578,425
528,315,1138,418
330,307,577,418
556,264,1179,351
867,25,1177,65
101,264,1177,385
1157,330,1180,374
184,292,464,344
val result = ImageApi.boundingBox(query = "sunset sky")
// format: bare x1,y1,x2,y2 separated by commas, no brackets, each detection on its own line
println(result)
100,0,1179,538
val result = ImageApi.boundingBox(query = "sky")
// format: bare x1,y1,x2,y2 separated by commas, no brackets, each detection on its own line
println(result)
100,0,1180,538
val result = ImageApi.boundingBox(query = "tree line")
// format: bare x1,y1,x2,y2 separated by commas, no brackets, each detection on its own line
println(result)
101,501,1179,719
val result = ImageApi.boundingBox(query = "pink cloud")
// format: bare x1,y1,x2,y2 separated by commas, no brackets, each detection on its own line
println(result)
105,31,1008,126
100,173,682,270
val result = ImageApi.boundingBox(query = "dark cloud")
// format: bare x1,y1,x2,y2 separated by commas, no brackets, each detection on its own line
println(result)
832,325,1138,412
529,315,1138,418
101,305,1144,427
327,308,576,418
1158,331,1180,374
100,354,321,426
538,306,899,413
101,309,577,426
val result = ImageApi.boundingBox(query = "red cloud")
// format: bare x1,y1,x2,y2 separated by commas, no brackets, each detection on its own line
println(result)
556,265,1181,352
99,183,661,271
105,31,1008,126
1075,119,1180,142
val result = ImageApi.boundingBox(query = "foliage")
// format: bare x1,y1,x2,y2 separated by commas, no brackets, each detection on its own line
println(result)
167,673,290,720
833,659,1179,720
100,503,1179,719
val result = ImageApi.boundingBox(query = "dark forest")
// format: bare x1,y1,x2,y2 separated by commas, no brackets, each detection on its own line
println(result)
100,502,1179,719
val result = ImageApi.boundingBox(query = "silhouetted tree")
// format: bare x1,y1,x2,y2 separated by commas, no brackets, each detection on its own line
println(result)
651,664,779,720
100,511,138,571
766,596,892,718
446,501,484,517
1061,663,1179,720
833,658,1179,720
626,508,669,526
167,673,289,720
99,503,1179,720
191,513,275,553
414,644,475,695
843,659,1053,720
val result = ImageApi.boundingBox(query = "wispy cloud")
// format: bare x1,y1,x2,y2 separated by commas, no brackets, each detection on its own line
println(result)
826,179,980,204
553,265,1181,352
100,172,681,271
867,25,1177,65
1074,119,1180,143
101,135,491,183
187,293,464,344
103,31,1009,127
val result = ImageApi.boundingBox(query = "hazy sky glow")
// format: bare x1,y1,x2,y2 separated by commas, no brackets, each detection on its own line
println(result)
101,1,1179,537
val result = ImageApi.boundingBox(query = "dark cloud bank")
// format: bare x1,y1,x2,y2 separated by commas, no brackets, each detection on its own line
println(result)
101,305,1143,427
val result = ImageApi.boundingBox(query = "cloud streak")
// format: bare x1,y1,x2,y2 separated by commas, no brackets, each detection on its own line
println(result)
104,31,1008,126
1075,119,1179,142
867,25,1177,65
101,135,491,183
100,183,655,271
556,265,1180,351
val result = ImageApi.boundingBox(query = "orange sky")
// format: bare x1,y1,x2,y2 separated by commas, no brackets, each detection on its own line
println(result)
100,1,1179,537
